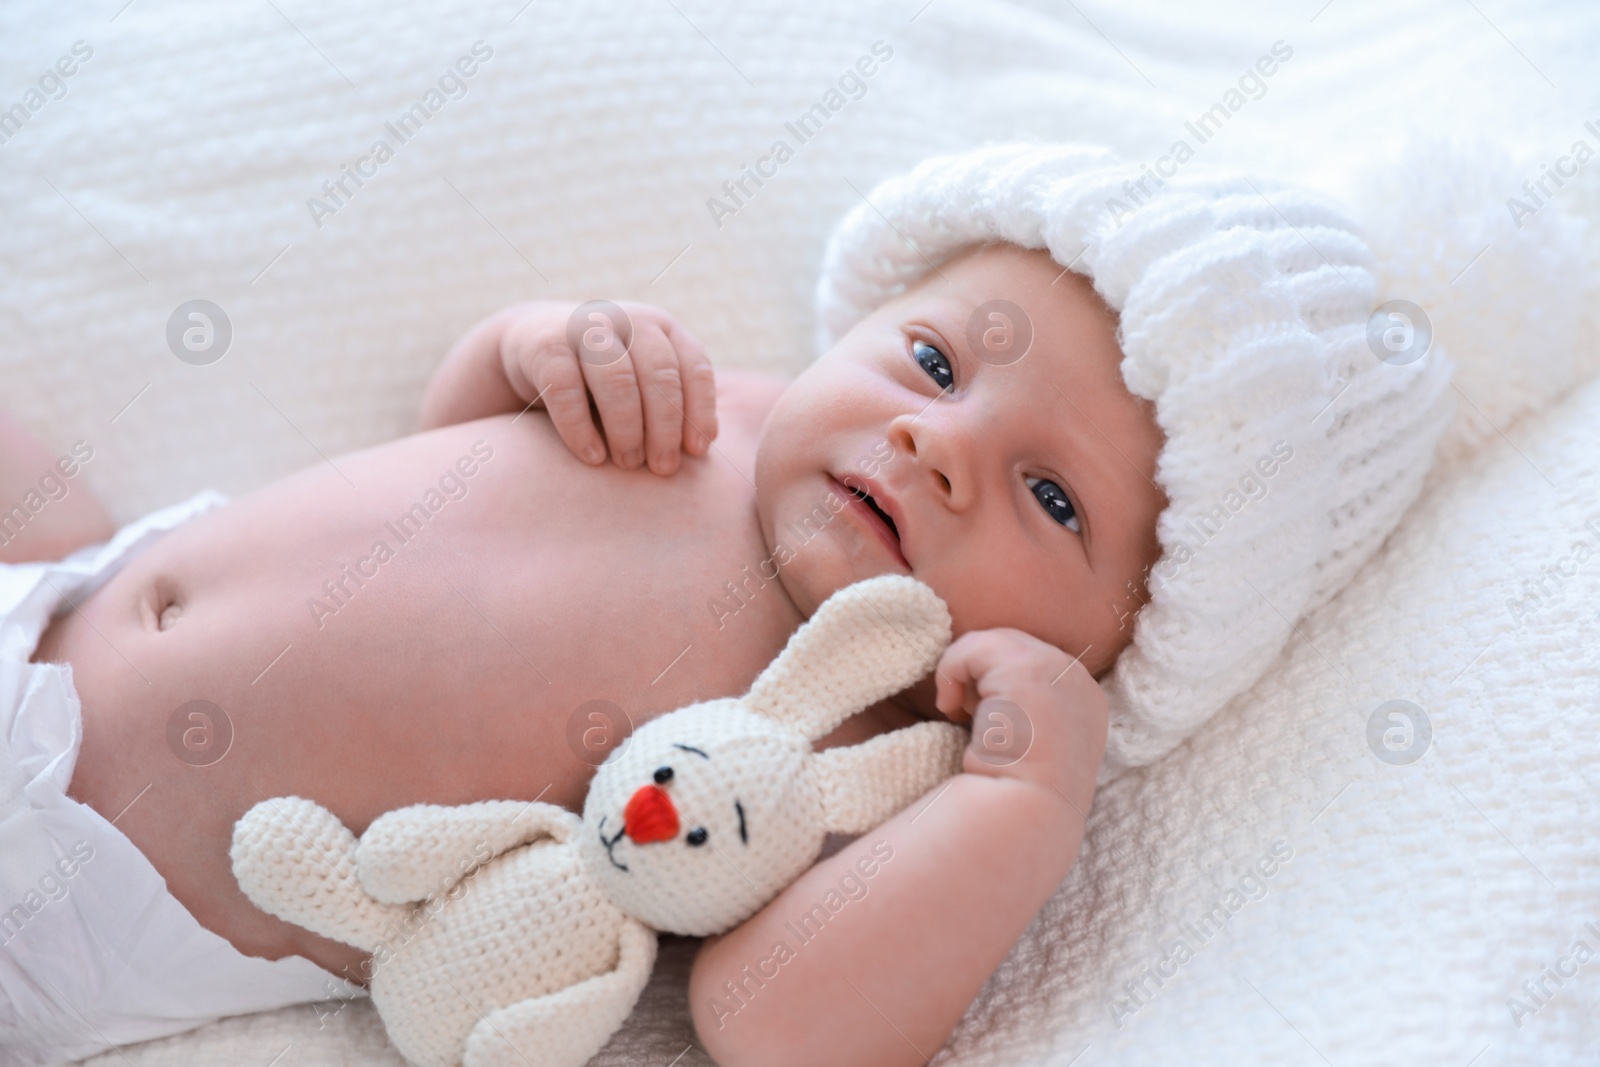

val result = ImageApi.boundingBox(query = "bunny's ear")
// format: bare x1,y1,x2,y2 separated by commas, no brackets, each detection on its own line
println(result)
813,721,969,835
743,575,951,741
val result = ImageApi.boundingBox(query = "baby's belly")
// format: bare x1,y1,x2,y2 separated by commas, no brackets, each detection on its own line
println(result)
36,413,792,972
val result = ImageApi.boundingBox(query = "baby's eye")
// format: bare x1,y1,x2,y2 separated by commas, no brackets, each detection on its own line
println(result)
912,340,954,392
1026,476,1081,533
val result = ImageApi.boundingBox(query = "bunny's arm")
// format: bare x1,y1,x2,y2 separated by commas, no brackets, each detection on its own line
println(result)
355,800,579,904
232,796,412,951
462,916,657,1067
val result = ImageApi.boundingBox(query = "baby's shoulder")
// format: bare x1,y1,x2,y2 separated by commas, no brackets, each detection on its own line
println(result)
714,368,790,435
715,366,790,397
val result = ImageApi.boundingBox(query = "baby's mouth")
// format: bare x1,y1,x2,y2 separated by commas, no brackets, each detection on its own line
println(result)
849,486,899,540
835,477,909,569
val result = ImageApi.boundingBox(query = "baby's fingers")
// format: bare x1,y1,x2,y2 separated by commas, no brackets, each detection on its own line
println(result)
933,632,994,721
630,322,686,475
578,328,648,471
669,321,717,457
513,333,607,465
933,628,1059,720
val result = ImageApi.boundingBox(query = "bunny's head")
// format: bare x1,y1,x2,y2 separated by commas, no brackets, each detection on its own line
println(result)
577,576,954,936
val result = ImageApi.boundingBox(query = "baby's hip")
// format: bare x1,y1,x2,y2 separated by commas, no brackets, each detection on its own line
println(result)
0,491,349,1063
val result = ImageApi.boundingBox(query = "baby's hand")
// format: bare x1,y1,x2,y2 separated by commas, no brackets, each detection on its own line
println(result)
501,300,717,474
932,628,1107,812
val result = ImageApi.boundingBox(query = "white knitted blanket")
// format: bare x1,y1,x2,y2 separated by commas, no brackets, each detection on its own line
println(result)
0,0,1592,1063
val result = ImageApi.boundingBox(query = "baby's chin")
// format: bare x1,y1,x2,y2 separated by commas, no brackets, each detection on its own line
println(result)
755,494,910,622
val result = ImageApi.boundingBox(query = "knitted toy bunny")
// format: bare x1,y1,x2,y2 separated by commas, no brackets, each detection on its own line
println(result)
231,574,968,1067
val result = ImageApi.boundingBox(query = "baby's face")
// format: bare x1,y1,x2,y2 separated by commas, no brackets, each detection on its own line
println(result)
754,243,1165,683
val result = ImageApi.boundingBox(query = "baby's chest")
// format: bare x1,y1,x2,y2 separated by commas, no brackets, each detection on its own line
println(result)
496,429,787,691
507,514,779,697
373,421,800,805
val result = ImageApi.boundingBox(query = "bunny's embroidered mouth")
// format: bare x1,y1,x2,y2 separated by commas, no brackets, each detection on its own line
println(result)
598,817,629,872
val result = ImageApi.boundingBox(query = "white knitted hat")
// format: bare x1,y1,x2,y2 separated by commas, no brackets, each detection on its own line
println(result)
813,142,1456,780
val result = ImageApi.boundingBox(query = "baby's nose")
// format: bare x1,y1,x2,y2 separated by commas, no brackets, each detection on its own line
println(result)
889,410,973,510
623,782,679,843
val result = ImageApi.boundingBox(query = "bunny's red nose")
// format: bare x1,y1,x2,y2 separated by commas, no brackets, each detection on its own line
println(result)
623,783,679,843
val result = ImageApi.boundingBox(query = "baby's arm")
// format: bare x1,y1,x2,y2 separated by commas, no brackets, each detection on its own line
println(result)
690,630,1107,1067
420,300,717,475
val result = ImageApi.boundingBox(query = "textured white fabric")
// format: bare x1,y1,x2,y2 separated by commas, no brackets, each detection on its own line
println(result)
0,0,1585,1063
230,576,965,1067
2,0,1592,528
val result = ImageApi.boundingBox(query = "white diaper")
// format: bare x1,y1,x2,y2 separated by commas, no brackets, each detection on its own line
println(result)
0,490,358,1067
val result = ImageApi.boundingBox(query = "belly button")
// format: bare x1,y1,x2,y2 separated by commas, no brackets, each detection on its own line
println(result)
142,578,185,633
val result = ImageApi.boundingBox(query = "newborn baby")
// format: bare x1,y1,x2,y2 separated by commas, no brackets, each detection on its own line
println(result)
9,241,1158,1067
2,142,1445,1067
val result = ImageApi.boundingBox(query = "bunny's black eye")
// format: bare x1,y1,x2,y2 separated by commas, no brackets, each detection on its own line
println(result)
686,828,708,846
653,766,673,784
